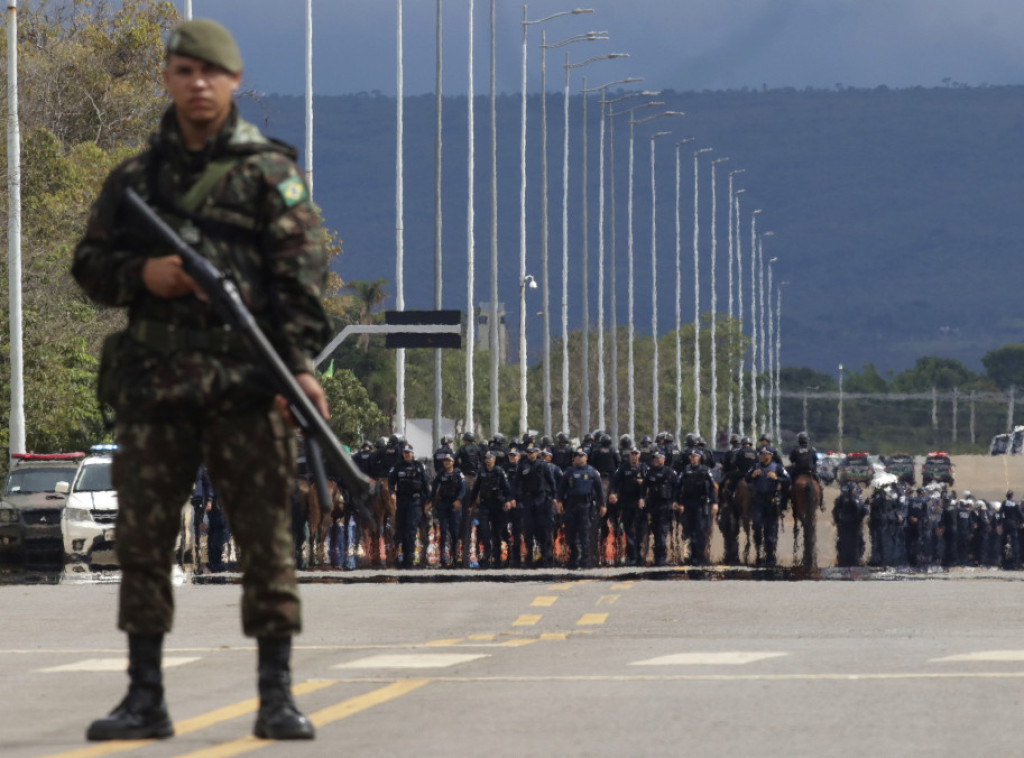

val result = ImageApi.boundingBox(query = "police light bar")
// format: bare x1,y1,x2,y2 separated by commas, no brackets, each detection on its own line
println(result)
90,444,119,454
10,452,85,461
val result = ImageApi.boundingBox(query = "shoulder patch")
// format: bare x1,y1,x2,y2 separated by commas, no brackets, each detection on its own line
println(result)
277,175,308,207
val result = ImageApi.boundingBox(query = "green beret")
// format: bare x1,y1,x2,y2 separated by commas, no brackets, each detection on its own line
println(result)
166,19,242,74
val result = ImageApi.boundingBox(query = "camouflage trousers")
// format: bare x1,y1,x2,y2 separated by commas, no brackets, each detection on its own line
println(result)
112,404,300,638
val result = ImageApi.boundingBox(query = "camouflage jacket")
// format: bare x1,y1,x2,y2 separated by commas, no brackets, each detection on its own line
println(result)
72,105,330,420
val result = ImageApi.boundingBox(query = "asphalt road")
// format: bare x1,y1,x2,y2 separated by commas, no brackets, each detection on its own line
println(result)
4,569,1024,758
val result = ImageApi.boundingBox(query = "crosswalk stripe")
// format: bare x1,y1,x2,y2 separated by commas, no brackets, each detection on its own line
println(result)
333,653,488,669
631,652,789,666
531,595,558,607
931,650,1024,662
577,613,608,626
39,657,200,673
513,614,543,626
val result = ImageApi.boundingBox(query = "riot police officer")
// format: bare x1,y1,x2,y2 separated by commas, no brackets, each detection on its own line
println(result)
505,447,524,566
352,441,375,478
747,446,789,567
432,436,455,476
677,449,717,566
555,449,605,569
1001,491,1022,569
470,451,512,568
640,450,678,567
833,483,868,567
610,448,647,566
388,444,431,569
429,453,465,568
516,444,558,568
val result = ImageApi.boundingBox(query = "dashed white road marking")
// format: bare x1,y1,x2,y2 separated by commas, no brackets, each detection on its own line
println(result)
333,653,489,669
39,656,200,673
630,652,789,666
931,650,1024,662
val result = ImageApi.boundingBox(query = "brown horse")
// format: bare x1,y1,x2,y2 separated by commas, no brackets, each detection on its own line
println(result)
350,479,395,568
790,473,823,568
719,479,754,565
301,478,344,568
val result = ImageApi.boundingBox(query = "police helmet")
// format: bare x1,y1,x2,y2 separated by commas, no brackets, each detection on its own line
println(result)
462,431,476,443
729,433,740,445
600,433,612,447
522,432,536,445
740,436,752,446
556,432,570,444
492,433,506,446
361,440,372,449
758,432,771,443
1008,491,1015,500
695,435,705,447
619,434,634,450
685,433,697,447
540,435,554,448
664,433,675,445
592,428,604,440
797,431,809,446
582,433,593,445
640,434,652,445
655,431,667,444
376,436,388,449
389,434,400,445
441,435,453,445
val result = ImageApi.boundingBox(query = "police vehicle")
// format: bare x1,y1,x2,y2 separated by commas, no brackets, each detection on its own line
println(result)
59,444,118,567
0,451,84,565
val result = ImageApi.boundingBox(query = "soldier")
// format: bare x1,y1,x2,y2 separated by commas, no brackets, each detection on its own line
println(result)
470,451,512,568
747,447,789,567
555,449,605,569
610,448,647,566
388,444,431,569
428,453,465,568
677,449,717,566
640,450,678,567
516,444,558,568
1001,491,1022,569
73,19,324,742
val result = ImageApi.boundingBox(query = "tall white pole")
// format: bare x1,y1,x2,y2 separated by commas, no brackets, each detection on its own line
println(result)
758,231,772,434
184,0,192,20
709,156,728,447
395,0,406,436
519,6,529,437
305,0,314,197
749,208,762,437
607,102,619,438
433,0,444,447
649,131,670,434
580,75,591,434
726,168,744,435
561,51,571,435
692,147,711,436
7,0,24,455
734,188,746,434
775,281,785,443
489,0,500,435
465,0,476,435
626,118,637,439
767,256,776,441
540,31,551,434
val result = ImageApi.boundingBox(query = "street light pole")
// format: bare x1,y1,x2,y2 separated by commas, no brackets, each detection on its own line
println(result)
838,363,845,453
395,0,406,436
734,188,746,435
522,7,595,437
726,168,744,435
709,156,728,448
489,0,499,436
519,273,538,433
766,255,778,441
649,130,671,434
433,0,443,448
674,137,694,439
692,146,712,437
749,208,762,438
758,231,774,435
775,280,787,443
465,0,476,436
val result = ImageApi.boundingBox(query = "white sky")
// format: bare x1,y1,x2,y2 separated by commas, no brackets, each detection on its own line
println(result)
184,0,1024,96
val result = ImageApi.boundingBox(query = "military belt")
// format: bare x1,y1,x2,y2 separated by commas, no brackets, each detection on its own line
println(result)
129,320,249,355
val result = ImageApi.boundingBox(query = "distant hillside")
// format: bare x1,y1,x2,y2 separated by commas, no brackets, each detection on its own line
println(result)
240,84,1024,376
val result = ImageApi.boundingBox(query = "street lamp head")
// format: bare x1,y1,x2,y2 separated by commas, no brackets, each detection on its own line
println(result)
694,147,713,157
735,188,747,195
522,274,538,290
730,168,746,177
769,256,779,264
753,208,763,216
713,156,730,165
651,131,671,140
571,8,596,14
761,230,775,239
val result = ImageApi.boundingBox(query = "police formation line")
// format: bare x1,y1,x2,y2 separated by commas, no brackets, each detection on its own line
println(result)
340,430,811,570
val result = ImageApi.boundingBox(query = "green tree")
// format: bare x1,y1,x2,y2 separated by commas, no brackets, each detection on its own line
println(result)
982,344,1024,390
891,356,979,392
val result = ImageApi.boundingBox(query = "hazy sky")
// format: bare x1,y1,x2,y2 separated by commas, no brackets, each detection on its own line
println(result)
185,0,1024,96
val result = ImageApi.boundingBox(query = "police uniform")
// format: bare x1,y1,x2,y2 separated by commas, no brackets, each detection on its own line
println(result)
641,454,678,567
746,451,789,567
516,449,558,567
556,452,604,569
833,484,868,566
454,437,483,566
429,459,466,567
388,449,431,569
610,455,648,566
1001,493,1022,569
677,457,716,566
470,456,512,568
74,19,318,742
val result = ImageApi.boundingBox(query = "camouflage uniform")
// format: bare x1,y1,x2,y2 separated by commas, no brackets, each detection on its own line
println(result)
72,104,329,638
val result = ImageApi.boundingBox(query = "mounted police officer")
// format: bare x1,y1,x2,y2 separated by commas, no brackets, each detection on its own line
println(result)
610,447,647,566
555,449,605,569
470,451,512,568
352,441,375,478
428,453,465,567
516,444,558,567
747,446,789,567
678,449,717,566
640,450,678,567
75,19,325,741
388,444,430,569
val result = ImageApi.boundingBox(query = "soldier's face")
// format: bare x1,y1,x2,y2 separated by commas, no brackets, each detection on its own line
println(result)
163,54,241,131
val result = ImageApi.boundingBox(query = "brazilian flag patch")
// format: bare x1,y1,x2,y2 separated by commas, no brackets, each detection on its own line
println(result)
277,176,307,207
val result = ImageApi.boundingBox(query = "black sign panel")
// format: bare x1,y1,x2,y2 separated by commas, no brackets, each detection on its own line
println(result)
384,310,463,349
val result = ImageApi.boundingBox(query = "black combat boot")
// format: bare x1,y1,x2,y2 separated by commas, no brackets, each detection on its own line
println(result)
87,633,173,741
253,636,315,740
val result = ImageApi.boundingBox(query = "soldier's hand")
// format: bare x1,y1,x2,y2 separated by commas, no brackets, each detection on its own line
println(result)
142,255,207,300
608,493,618,505
767,471,777,480
276,372,330,426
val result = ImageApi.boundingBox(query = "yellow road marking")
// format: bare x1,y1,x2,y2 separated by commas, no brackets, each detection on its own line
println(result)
539,632,569,641
513,614,542,627
467,633,496,641
577,613,608,626
531,596,558,607
502,639,539,647
168,680,429,758
424,638,464,647
596,595,619,606
35,681,336,758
